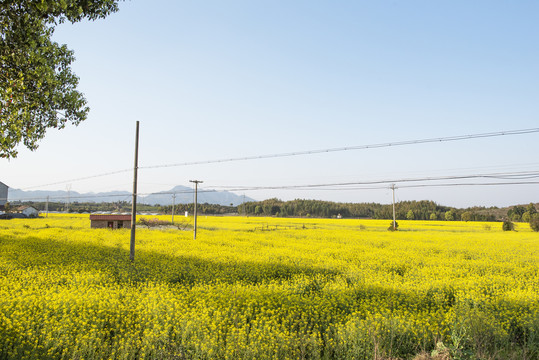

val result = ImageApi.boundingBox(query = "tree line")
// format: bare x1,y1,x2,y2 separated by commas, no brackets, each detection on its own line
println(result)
7,199,539,225
240,198,502,221
6,200,237,216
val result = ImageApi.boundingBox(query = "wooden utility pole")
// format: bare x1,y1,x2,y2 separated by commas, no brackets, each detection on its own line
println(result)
171,193,176,223
189,180,203,239
45,195,49,218
66,184,71,213
391,184,397,231
130,121,140,261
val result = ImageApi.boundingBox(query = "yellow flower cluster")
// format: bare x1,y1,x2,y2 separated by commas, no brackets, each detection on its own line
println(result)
0,214,537,359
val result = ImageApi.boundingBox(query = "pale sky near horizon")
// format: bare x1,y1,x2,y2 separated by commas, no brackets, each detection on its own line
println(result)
1,0,538,208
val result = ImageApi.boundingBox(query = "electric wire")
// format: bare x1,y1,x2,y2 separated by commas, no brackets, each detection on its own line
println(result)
5,172,539,202
11,127,539,191
209,170,539,191
140,128,539,170
21,169,132,190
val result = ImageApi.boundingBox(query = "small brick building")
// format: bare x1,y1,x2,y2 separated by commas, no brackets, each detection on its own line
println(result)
90,214,131,229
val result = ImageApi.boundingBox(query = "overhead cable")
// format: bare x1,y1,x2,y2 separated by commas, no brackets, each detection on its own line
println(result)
140,128,539,170
17,127,539,190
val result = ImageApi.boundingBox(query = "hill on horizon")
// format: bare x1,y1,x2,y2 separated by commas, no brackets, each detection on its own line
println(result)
7,186,255,207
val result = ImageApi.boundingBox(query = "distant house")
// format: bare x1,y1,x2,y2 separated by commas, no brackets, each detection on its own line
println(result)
0,181,7,210
13,205,39,218
90,214,131,229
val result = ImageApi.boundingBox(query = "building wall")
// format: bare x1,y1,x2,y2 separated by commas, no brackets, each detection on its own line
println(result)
91,220,131,229
0,182,7,206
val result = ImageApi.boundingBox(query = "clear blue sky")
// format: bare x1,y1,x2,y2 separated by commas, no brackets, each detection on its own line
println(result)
1,0,538,207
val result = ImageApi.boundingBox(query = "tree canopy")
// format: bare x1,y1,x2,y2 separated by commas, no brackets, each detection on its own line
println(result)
0,0,122,158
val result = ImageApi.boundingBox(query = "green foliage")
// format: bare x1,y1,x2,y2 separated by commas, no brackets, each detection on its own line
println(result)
162,202,236,215
508,205,526,219
376,200,452,221
388,220,399,231
522,211,531,223
244,198,380,218
242,199,502,222
502,219,515,231
530,214,539,232
0,0,123,158
527,203,537,215
445,210,455,221
406,210,415,220
461,211,472,222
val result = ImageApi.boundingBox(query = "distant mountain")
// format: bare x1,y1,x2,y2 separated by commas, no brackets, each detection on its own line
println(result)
8,189,132,203
141,186,254,206
8,186,254,207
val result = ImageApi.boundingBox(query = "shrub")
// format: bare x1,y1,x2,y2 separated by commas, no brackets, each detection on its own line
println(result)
502,219,514,231
138,218,172,228
388,221,399,231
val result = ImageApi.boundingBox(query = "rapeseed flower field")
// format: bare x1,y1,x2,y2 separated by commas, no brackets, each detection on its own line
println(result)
0,214,537,359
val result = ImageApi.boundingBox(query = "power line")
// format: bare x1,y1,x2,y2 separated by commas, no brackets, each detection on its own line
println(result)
5,180,539,203
17,127,539,190
398,181,539,189
6,169,539,202
18,168,538,200
207,170,539,191
3,188,224,202
21,169,132,190
210,181,539,193
140,128,539,170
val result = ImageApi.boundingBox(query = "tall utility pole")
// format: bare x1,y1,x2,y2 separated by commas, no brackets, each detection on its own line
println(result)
189,180,203,239
66,184,71,213
391,184,397,231
171,193,176,223
130,121,140,261
45,196,49,218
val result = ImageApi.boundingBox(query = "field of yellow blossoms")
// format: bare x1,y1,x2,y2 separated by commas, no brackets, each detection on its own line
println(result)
0,214,537,359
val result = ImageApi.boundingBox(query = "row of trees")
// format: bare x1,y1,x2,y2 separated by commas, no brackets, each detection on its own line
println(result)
6,200,160,214
160,203,237,216
240,199,500,222
507,203,539,232
7,199,538,228
6,200,238,216
242,199,381,219
507,203,538,222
